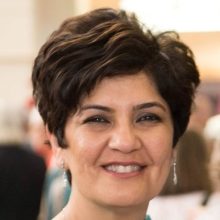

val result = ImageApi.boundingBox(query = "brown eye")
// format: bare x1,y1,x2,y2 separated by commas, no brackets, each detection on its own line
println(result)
83,115,110,124
136,114,161,123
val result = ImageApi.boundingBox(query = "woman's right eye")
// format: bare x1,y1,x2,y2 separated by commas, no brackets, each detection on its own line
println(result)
83,115,109,124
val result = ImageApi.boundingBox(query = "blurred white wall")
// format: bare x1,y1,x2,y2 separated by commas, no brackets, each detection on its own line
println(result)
0,0,34,105
0,0,119,107
0,0,75,106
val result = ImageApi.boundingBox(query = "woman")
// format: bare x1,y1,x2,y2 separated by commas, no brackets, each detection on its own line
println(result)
32,8,200,220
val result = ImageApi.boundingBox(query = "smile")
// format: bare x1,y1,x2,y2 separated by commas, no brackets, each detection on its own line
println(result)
103,164,144,174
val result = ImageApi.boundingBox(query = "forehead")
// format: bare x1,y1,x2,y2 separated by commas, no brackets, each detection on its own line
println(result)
93,71,154,91
92,71,152,89
80,71,167,108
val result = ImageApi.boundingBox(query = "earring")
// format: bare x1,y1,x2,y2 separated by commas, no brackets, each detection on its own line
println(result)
61,160,68,187
173,159,177,185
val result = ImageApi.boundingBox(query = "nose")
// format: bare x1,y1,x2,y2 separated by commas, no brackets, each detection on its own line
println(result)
108,123,141,153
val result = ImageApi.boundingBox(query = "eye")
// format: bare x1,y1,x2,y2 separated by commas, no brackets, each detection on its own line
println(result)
83,115,110,124
136,113,161,123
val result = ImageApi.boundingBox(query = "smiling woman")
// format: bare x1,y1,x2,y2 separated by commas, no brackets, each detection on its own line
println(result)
62,72,173,210
32,8,200,220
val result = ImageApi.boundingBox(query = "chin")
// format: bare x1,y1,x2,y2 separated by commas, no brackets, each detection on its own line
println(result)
96,191,150,209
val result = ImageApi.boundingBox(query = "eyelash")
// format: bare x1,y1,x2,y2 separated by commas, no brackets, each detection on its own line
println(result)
83,113,161,124
136,113,161,123
83,115,110,124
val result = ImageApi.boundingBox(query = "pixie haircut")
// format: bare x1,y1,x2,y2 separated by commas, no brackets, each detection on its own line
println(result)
32,8,200,148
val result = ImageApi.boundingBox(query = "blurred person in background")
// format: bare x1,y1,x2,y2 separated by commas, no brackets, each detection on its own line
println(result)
148,129,213,220
190,143,220,219
27,107,71,220
45,170,71,220
0,100,46,220
189,114,220,219
27,106,53,168
204,114,220,182
188,92,215,136
37,142,71,220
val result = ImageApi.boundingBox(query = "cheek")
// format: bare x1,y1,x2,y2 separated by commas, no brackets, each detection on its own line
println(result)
66,130,105,166
146,129,173,164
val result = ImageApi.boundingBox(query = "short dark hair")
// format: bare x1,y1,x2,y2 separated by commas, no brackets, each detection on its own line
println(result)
32,8,200,148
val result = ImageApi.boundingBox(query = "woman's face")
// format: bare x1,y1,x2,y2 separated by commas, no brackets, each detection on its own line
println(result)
60,71,174,208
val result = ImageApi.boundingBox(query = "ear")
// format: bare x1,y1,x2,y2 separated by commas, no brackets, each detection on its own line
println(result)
45,126,64,168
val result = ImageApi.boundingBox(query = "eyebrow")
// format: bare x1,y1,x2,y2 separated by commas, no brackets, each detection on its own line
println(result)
78,102,167,114
77,105,112,114
134,102,167,112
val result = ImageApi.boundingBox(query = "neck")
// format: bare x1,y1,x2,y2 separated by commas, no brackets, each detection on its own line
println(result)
63,192,148,220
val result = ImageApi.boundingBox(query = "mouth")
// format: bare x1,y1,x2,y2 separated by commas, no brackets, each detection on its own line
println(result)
102,163,145,174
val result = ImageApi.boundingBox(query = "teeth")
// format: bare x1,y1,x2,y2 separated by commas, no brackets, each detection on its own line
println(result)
105,165,141,173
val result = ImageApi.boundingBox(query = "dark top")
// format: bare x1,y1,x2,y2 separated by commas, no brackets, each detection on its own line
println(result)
0,145,46,220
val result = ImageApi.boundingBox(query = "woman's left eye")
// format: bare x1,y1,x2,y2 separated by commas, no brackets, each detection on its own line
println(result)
136,114,161,123
83,115,110,124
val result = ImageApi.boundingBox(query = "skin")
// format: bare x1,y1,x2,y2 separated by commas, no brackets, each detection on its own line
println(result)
50,71,174,220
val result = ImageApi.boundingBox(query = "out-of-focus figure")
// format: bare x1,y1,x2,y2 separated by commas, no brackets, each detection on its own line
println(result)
0,100,46,220
37,156,71,220
27,107,52,168
188,114,220,220
188,93,215,135
27,107,71,220
148,130,213,220
204,114,220,191
45,172,71,220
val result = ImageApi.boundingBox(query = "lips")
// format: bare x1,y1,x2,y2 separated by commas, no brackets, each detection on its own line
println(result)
103,163,145,174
